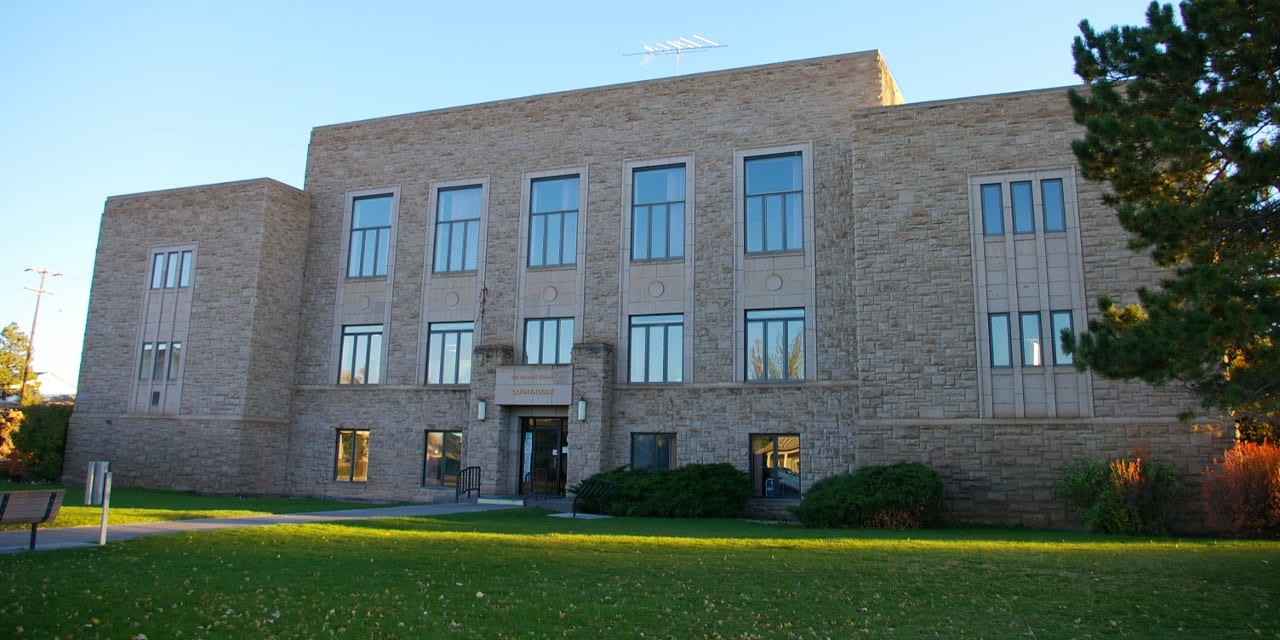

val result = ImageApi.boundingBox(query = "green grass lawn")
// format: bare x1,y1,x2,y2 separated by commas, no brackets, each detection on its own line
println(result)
0,481,390,528
2,509,1277,638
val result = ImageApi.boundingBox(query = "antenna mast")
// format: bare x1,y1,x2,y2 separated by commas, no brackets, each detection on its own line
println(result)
625,34,726,75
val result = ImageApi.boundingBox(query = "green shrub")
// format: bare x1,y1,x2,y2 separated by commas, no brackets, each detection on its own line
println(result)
1055,457,1182,535
1202,440,1280,538
789,462,944,529
7,404,71,482
571,463,751,518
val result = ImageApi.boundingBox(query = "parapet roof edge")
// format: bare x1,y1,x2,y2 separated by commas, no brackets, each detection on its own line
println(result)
855,82,1087,114
312,49,887,132
105,177,303,202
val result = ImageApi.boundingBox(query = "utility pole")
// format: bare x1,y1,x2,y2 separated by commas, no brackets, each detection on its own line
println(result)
19,268,61,404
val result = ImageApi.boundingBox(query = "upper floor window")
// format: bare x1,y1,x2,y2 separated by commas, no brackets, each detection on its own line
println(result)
426,321,473,384
989,313,1012,368
347,194,392,278
528,176,578,267
632,165,685,261
138,341,183,381
980,177,1069,237
434,186,481,273
744,153,803,253
1020,312,1043,367
150,250,193,289
339,324,383,384
524,317,573,365
1051,310,1075,366
629,314,683,383
746,308,805,381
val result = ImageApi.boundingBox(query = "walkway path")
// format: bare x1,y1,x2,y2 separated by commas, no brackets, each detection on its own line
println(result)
0,502,519,554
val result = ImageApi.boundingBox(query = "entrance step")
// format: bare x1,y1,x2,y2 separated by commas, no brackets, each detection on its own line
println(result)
477,496,526,507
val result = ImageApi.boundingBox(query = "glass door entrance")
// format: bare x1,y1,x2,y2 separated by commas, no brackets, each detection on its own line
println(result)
520,417,567,496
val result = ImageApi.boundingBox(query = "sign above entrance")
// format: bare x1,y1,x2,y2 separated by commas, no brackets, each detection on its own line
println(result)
495,366,573,405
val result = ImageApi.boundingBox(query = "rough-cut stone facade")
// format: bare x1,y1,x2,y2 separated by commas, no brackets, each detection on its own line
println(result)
66,51,1228,530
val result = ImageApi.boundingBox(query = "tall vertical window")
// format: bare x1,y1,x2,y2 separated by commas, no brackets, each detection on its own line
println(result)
423,430,462,486
1011,181,1035,234
528,176,578,267
347,194,392,278
980,183,1004,236
1051,311,1074,366
524,317,574,365
1042,179,1066,232
745,309,805,381
989,313,1012,367
1021,312,1043,367
335,429,369,483
339,324,383,384
751,434,801,498
149,250,193,289
631,433,675,472
629,314,683,383
138,341,183,380
434,186,481,272
426,321,473,384
632,165,685,260
744,153,803,253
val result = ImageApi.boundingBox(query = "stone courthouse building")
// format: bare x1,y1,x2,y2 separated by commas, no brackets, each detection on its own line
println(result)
65,51,1226,527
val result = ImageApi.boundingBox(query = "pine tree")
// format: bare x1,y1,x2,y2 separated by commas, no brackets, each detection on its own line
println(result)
1066,0,1280,440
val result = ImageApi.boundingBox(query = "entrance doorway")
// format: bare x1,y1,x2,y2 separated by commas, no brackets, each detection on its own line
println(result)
520,417,567,496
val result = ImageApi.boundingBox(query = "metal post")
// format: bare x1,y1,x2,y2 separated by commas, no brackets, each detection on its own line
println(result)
97,472,112,546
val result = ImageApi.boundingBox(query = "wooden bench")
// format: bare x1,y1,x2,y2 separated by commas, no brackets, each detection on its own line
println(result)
0,489,64,550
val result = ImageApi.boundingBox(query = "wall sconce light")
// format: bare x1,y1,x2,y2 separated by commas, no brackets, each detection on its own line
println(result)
577,396,587,422
477,399,487,421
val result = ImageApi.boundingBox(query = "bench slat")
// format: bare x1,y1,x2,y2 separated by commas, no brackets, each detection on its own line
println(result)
0,490,64,524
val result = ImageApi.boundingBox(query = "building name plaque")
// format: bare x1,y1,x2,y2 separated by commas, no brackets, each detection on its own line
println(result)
495,366,572,405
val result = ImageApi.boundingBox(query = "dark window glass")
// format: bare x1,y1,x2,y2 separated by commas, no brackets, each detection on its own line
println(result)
1051,310,1074,366
745,154,803,253
347,195,392,278
751,434,801,498
423,431,463,486
631,433,675,472
745,308,804,381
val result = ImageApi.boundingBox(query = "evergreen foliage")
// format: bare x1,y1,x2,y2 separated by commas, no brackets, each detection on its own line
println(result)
789,462,944,529
1066,1,1280,440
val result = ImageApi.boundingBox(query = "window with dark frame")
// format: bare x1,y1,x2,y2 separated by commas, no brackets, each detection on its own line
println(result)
149,249,193,289
631,165,685,261
745,308,805,381
423,430,462,486
751,434,801,498
138,341,183,381
523,317,574,365
339,324,383,384
1051,310,1074,366
426,321,474,384
629,314,683,383
989,313,1012,368
347,194,392,278
744,153,803,253
335,429,369,482
630,433,675,472
528,176,579,267
434,186,481,273
1020,312,1043,367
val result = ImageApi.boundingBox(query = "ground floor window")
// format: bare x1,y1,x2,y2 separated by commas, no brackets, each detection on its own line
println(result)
334,429,369,482
423,430,463,486
630,433,676,472
751,434,801,498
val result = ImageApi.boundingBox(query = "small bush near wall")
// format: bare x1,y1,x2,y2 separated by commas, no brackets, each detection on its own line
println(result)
789,462,944,529
6,404,71,482
571,463,751,518
1055,457,1182,535
1202,440,1280,538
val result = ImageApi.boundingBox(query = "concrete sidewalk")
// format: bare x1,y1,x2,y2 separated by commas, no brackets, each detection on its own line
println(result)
0,502,519,554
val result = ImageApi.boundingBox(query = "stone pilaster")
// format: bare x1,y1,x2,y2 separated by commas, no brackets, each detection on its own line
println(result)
569,342,615,487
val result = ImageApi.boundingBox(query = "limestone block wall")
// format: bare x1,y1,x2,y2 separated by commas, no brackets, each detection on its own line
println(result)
66,178,308,490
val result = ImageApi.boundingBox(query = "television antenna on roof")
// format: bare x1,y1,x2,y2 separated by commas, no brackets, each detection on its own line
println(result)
625,34,726,75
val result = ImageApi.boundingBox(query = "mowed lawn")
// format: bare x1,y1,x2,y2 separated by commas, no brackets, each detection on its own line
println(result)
2,510,1277,639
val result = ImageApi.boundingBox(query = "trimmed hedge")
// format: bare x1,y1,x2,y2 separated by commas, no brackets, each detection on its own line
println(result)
571,463,751,518
789,462,944,529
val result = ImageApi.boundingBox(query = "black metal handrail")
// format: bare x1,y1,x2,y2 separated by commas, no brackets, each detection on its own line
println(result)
456,466,481,502
571,481,615,517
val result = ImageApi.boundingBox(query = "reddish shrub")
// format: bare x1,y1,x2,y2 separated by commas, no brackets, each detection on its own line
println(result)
1202,441,1280,538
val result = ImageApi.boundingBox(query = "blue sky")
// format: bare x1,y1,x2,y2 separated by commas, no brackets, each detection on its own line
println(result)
0,0,1154,395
